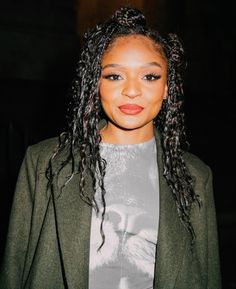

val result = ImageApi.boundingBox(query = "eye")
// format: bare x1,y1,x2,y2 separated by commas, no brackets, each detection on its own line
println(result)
143,73,161,81
102,74,122,81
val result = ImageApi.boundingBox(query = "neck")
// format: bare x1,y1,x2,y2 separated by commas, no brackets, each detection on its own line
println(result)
100,121,154,144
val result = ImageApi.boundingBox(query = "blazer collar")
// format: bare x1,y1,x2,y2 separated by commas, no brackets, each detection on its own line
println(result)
53,127,187,289
153,129,188,288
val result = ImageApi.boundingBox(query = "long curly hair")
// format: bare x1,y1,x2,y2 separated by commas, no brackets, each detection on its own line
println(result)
47,7,201,249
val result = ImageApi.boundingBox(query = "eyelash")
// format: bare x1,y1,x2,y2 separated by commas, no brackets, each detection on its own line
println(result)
102,73,161,81
143,73,161,81
102,74,122,81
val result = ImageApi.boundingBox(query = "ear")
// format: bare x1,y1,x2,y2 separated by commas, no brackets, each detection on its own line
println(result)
163,84,168,99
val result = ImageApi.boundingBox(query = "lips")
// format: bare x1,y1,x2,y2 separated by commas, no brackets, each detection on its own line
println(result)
118,104,144,115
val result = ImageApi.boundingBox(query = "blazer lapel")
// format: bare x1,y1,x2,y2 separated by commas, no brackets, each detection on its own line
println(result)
154,130,188,289
53,159,92,289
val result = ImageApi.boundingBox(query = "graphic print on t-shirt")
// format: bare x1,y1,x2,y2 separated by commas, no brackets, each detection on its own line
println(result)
89,138,159,289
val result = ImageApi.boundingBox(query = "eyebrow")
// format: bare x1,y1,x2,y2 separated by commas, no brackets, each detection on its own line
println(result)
101,62,162,70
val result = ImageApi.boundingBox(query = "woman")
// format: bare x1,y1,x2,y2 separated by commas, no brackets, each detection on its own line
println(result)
0,7,221,289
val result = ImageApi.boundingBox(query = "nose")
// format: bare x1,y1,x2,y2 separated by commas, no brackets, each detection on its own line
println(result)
121,79,141,98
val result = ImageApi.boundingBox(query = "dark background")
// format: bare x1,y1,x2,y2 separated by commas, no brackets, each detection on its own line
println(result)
0,0,235,288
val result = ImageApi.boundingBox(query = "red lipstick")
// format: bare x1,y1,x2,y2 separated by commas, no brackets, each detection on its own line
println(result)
118,104,143,115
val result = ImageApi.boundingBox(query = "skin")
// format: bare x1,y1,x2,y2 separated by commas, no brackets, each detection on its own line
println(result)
99,35,168,144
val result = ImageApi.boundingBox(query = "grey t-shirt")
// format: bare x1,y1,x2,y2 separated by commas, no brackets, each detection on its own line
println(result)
89,137,159,289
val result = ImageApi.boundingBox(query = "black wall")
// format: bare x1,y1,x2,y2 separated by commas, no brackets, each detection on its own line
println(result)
0,0,79,271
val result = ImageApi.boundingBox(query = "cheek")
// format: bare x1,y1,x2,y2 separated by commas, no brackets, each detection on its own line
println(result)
99,82,105,99
148,85,166,105
151,99,164,115
99,84,114,114
148,89,166,115
99,83,108,106
99,82,119,106
99,81,112,100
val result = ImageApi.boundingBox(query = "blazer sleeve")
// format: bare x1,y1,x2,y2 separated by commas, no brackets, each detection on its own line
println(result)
205,167,222,288
0,146,37,289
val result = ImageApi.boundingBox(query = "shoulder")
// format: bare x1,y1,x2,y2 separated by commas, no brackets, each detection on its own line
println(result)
183,151,211,181
25,137,60,173
29,137,59,156
183,152,213,204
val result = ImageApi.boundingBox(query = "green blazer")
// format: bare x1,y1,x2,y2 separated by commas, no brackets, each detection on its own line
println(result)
0,130,221,289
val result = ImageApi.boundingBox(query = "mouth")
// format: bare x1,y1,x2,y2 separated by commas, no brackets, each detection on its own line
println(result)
118,104,144,115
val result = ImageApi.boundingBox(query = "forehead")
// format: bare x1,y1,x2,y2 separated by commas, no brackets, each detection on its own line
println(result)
102,35,166,64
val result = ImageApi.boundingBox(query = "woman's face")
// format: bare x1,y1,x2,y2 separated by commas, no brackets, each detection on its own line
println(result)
99,35,167,134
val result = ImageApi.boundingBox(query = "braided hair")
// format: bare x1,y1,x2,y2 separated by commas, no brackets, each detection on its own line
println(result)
47,7,200,249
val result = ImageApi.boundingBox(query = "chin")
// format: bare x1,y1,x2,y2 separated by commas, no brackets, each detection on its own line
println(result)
113,118,150,131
